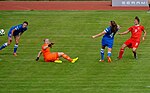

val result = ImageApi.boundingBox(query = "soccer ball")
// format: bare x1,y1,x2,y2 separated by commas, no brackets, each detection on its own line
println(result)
0,29,5,36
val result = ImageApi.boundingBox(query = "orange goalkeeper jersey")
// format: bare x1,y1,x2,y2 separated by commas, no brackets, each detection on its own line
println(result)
41,44,58,62
41,44,51,58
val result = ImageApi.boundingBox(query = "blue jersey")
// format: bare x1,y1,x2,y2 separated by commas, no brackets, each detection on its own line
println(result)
103,26,117,39
8,24,27,37
101,26,118,48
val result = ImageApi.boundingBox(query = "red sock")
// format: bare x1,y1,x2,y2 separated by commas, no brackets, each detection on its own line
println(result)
119,48,124,59
62,54,73,62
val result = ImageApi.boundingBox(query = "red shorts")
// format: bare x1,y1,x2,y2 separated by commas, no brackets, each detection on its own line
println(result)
44,52,59,62
124,38,140,48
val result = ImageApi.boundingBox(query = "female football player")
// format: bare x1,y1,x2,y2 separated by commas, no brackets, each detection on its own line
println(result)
92,21,120,62
118,16,146,59
0,21,28,56
36,39,78,63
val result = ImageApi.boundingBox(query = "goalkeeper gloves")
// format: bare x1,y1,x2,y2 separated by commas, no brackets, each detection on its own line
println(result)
48,43,55,48
36,57,39,61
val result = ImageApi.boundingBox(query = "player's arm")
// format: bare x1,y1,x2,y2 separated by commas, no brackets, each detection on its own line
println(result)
20,31,24,36
10,29,16,38
36,51,42,61
117,25,121,30
17,32,24,40
92,31,106,38
43,43,55,49
43,46,49,50
118,30,130,35
142,30,147,41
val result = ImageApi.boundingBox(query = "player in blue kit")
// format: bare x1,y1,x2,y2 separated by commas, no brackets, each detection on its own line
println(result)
0,21,28,56
92,21,120,62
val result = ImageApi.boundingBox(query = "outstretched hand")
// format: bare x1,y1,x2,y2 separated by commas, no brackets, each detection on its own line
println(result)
92,36,95,39
48,43,55,48
36,57,39,61
117,32,122,35
142,37,145,41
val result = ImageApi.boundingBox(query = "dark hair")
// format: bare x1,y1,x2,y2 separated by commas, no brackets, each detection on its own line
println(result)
43,39,46,42
135,16,140,23
23,21,28,25
110,21,118,36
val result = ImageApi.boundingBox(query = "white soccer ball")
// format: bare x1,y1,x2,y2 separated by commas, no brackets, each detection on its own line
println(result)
0,29,5,36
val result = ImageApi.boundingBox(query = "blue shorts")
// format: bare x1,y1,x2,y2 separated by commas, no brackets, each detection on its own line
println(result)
101,37,114,48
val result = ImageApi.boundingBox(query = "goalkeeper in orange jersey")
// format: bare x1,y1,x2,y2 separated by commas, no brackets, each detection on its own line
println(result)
36,39,78,63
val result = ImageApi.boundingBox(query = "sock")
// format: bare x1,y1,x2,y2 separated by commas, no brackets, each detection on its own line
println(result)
100,49,104,60
118,48,124,59
0,43,8,50
14,44,18,53
107,52,111,57
132,51,137,59
62,54,73,62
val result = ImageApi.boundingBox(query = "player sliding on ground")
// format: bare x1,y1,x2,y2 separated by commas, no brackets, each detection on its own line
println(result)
36,39,78,63
118,16,146,59
0,21,28,56
92,21,120,63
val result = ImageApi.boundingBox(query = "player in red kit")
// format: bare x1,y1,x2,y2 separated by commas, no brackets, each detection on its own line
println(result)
118,16,146,59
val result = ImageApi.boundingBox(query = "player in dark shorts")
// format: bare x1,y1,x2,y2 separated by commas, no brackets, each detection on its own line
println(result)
0,21,28,56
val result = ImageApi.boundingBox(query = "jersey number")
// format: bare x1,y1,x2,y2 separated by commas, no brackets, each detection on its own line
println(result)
110,33,114,38
135,29,138,33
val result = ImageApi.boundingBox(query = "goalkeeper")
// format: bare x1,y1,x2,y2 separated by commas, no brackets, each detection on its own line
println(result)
36,39,78,63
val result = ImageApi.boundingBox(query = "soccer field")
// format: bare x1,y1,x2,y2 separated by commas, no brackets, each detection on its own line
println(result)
0,11,150,93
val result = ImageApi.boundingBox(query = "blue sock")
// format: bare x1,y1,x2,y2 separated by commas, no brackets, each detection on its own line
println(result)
0,43,8,50
14,44,18,53
100,49,104,60
107,52,111,57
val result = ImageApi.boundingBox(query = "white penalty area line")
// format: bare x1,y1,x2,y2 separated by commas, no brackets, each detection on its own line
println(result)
145,86,150,88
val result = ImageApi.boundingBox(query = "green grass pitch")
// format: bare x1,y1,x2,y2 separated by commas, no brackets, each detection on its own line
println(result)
0,10,150,93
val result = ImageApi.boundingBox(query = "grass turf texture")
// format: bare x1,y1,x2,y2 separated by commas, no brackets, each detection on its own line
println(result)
0,11,150,93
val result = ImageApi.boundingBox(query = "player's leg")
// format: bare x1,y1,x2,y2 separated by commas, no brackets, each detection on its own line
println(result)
118,44,127,59
107,48,112,62
0,36,12,50
100,46,105,62
132,41,139,59
132,48,137,59
13,35,19,56
100,38,106,62
58,52,72,62
46,53,62,63
107,41,114,62
58,52,78,63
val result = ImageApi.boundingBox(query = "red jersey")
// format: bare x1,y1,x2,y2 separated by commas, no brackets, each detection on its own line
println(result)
128,25,144,41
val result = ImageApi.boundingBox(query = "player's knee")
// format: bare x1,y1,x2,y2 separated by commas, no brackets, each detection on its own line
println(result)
58,52,64,57
108,48,112,52
132,49,136,53
121,45,126,49
61,52,64,55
